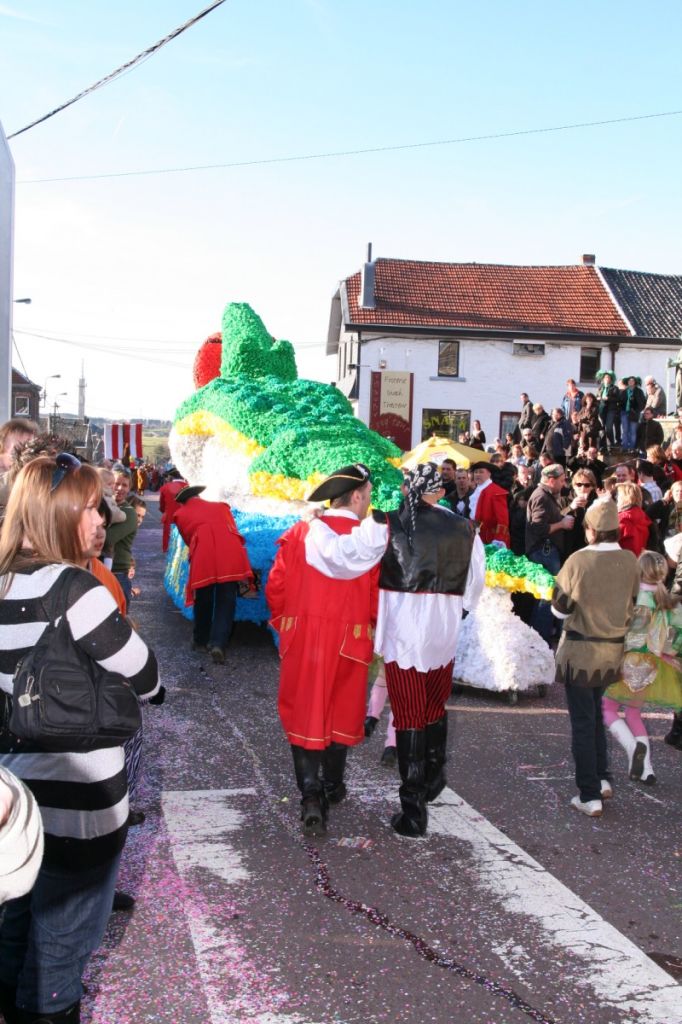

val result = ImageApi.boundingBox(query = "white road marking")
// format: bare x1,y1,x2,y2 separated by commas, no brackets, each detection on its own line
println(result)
428,787,682,1024
163,788,322,1024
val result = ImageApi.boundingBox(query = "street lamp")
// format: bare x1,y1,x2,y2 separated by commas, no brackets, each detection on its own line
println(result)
43,374,61,407
50,392,67,434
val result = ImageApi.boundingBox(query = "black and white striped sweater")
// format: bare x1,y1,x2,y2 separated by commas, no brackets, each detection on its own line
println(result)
0,563,159,868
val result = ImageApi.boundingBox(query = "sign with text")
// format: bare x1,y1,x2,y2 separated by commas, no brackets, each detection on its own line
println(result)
370,371,413,450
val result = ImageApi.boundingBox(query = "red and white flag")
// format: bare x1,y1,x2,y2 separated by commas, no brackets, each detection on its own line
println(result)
104,422,143,461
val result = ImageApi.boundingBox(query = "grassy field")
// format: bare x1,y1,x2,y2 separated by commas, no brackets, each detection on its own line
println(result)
143,433,170,463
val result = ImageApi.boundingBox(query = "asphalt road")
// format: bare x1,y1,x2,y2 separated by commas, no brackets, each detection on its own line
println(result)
82,496,682,1024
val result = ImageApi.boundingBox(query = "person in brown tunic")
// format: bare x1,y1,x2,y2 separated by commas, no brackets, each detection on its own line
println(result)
551,500,640,818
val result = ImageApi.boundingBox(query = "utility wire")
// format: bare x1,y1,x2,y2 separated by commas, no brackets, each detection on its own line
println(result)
14,329,189,369
17,107,682,184
14,327,325,351
7,0,229,140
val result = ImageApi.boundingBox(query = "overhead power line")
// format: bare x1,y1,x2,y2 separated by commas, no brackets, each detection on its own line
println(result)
16,107,682,184
7,0,229,140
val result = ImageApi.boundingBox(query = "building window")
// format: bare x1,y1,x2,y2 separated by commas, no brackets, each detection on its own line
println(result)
499,412,520,442
512,341,545,357
437,341,459,377
13,394,30,417
421,408,470,442
580,347,601,384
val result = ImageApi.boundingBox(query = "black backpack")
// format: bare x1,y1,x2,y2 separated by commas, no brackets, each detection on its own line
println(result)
9,569,141,752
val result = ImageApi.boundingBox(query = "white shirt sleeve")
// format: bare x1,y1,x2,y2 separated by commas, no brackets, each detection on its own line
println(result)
305,515,388,579
463,535,486,613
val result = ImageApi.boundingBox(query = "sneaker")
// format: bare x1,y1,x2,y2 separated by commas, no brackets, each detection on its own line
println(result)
364,715,378,738
600,780,613,800
570,796,603,818
210,646,225,664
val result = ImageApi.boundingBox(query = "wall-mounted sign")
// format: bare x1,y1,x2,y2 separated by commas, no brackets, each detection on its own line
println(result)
370,371,413,450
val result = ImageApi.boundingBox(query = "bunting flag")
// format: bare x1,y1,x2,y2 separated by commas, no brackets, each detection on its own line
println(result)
104,422,143,461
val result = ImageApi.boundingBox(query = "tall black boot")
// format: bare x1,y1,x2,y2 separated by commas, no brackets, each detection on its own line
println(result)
15,1001,80,1023
321,742,348,805
424,714,448,802
664,711,682,751
391,729,427,837
0,982,18,1024
290,745,326,836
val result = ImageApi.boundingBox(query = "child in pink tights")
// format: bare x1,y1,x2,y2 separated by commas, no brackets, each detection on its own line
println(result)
603,549,682,786
364,662,397,767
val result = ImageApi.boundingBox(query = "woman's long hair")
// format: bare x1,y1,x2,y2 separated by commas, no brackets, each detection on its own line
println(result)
0,457,102,586
638,550,678,611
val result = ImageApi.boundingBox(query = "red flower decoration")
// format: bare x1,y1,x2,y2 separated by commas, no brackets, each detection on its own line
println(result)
193,333,222,388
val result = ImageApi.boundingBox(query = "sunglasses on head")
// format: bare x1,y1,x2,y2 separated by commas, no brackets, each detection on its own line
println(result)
51,452,81,492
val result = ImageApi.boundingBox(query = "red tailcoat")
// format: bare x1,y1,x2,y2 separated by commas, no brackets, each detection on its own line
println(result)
266,515,379,750
173,498,252,606
475,482,510,545
159,479,187,552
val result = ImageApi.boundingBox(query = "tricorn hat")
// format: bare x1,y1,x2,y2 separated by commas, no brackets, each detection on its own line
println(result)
307,463,372,503
470,461,493,473
175,484,206,505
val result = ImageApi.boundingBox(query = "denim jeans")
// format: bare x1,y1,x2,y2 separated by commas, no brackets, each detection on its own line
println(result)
114,570,133,610
527,543,562,644
193,581,238,650
620,413,638,450
603,409,620,449
564,684,609,802
0,852,121,1014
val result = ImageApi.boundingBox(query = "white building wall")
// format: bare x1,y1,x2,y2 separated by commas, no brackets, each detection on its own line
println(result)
353,332,678,449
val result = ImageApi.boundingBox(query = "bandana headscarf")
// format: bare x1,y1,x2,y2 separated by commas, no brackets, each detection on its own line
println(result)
399,462,443,550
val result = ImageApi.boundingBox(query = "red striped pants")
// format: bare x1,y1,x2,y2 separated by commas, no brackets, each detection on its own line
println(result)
383,660,453,730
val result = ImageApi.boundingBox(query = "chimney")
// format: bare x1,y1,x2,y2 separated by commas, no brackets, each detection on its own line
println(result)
359,242,375,309
581,253,596,266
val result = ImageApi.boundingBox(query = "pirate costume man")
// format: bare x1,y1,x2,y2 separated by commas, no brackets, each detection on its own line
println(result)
266,464,379,837
305,463,485,837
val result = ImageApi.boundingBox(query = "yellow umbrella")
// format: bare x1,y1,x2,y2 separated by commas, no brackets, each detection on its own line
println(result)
400,435,491,470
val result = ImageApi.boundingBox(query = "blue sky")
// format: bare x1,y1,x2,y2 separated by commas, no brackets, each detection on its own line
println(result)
1,0,681,420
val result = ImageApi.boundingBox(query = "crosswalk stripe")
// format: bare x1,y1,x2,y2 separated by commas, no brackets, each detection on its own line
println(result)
428,787,682,1024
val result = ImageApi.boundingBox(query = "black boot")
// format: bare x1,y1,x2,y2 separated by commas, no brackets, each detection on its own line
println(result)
391,729,427,837
321,742,348,805
0,982,18,1024
424,714,448,802
15,1002,80,1023
290,745,326,836
664,711,682,751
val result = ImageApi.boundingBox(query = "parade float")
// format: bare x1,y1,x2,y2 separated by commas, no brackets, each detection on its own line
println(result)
165,302,555,699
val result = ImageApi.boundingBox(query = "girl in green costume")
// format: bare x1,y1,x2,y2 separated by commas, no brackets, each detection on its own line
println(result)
603,550,682,785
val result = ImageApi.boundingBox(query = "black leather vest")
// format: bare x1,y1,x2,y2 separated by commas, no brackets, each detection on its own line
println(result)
375,503,474,595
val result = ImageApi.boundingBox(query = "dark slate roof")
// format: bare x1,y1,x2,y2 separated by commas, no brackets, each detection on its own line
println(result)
600,268,682,339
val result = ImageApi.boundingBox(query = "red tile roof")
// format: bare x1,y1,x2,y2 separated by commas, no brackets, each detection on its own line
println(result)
344,259,630,336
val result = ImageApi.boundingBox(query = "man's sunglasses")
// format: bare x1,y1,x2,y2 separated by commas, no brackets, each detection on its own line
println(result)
51,452,81,492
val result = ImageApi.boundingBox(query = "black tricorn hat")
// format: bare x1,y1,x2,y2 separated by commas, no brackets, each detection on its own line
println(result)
175,484,206,505
470,460,493,473
307,463,372,503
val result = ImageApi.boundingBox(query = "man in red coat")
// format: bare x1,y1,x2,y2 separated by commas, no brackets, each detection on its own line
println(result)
173,486,252,663
469,461,510,546
266,464,378,837
159,470,187,552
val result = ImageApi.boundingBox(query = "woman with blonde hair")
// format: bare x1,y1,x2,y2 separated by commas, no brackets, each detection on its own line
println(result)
603,549,682,785
617,482,651,557
0,455,159,1024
